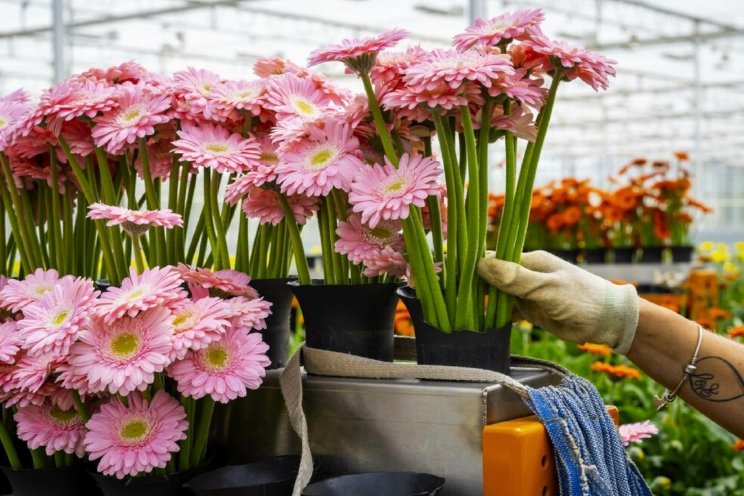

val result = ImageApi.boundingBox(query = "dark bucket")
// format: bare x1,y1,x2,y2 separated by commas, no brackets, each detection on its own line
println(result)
288,281,398,362
1,466,93,496
92,469,196,496
397,288,511,373
582,248,606,264
185,456,300,496
610,246,635,264
250,279,295,369
549,248,580,264
302,472,445,496
670,245,694,263
638,246,664,263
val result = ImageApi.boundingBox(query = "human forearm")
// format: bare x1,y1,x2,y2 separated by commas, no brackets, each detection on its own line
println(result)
628,298,744,438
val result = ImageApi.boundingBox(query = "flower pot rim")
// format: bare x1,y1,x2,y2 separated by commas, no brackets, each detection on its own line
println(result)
288,279,402,289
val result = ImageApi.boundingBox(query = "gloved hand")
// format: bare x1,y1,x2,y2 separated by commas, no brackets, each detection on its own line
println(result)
477,250,639,354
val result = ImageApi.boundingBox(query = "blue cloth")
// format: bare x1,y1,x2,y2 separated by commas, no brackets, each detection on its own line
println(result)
524,375,652,496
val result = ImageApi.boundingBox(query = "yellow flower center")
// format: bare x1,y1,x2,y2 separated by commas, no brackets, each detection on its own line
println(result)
122,108,142,122
49,407,79,425
260,152,279,164
123,287,146,302
384,178,406,193
489,21,509,33
0,118,6,130
172,310,194,333
237,89,257,99
51,310,70,327
120,419,150,442
291,97,318,117
205,346,229,370
201,82,213,93
34,284,54,296
307,148,335,169
366,226,394,244
205,143,230,154
110,333,140,358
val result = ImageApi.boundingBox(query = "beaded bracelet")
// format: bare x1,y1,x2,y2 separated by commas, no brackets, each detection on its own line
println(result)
654,325,704,411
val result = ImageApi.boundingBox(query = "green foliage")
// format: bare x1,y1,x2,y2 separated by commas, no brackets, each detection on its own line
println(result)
513,329,744,495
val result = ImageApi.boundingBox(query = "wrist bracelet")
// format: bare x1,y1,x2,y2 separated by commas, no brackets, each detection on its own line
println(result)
654,325,704,411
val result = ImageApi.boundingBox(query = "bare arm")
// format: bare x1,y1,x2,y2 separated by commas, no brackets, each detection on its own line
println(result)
628,298,744,438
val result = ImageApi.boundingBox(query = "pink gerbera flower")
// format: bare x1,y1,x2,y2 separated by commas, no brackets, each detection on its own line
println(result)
16,277,97,357
276,118,364,197
453,9,545,52
15,402,87,456
59,119,95,157
80,61,149,85
8,354,59,394
308,28,409,74
87,203,183,235
0,93,30,151
0,268,63,313
168,330,270,403
212,79,266,118
371,46,426,86
68,308,174,395
263,73,331,122
362,247,407,278
169,296,233,361
169,67,224,121
0,320,21,364
84,391,187,479
96,266,185,324
225,297,272,331
172,122,261,173
253,57,302,78
177,265,258,299
335,213,403,264
403,48,515,92
35,78,119,135
240,187,319,226
91,85,171,154
618,421,659,446
349,153,442,228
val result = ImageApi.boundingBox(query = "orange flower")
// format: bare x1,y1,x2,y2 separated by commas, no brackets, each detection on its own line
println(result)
708,307,732,320
614,186,639,211
394,301,414,336
728,325,744,339
724,272,739,281
578,342,612,357
686,195,714,213
733,440,744,452
695,317,715,330
631,157,647,166
546,213,563,232
651,160,670,169
591,361,642,380
562,206,582,227
674,151,690,161
653,209,670,241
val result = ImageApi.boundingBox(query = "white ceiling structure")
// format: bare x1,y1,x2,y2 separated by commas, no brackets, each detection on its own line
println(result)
1,0,743,234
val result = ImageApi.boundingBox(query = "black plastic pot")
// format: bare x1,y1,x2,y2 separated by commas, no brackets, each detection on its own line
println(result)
582,247,607,264
185,456,299,496
636,283,673,295
92,469,196,496
250,279,295,369
302,472,445,496
638,246,664,263
610,246,635,264
1,466,94,496
289,281,398,361
397,287,511,373
549,248,580,264
670,245,694,263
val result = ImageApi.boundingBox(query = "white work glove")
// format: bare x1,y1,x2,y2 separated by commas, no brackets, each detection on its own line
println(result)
477,250,639,355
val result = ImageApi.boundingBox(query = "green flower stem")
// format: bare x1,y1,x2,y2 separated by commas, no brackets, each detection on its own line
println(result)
432,113,460,318
176,163,191,262
185,214,206,265
455,105,482,330
439,117,468,274
0,169,31,273
19,186,45,267
278,194,311,285
53,451,64,468
360,71,398,167
131,235,146,273
94,148,129,276
0,414,21,470
201,172,221,269
209,171,231,269
72,390,90,421
0,154,39,269
325,195,344,284
0,203,5,275
178,397,195,472
30,448,46,470
477,97,493,260
48,152,64,271
138,139,168,267
423,138,444,277
190,397,215,467
236,211,249,274
317,198,336,284
166,158,180,265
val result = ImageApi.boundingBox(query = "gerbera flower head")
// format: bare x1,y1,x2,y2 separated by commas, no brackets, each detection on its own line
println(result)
16,276,97,357
169,296,233,361
240,187,319,226
8,354,59,394
59,119,95,157
263,73,331,122
0,268,63,313
177,265,258,299
349,153,442,228
68,308,174,395
0,92,31,151
453,9,545,52
370,46,426,86
381,77,482,112
276,118,364,197
524,29,616,91
253,57,302,78
169,67,224,121
91,85,171,154
35,78,119,135
362,247,407,278
0,320,21,364
212,79,266,119
84,391,187,479
403,48,515,92
618,421,659,447
15,402,87,456
96,266,185,324
79,61,150,85
335,213,403,264
87,203,183,236
225,297,272,331
308,28,409,74
168,330,270,403
172,122,261,173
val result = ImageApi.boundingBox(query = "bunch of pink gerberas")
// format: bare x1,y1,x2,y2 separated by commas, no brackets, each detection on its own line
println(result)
0,264,271,478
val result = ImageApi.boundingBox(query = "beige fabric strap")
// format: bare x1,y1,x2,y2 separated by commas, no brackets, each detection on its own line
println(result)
279,346,563,495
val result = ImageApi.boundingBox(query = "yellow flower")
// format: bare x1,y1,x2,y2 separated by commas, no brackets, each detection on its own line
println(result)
699,241,714,251
735,241,744,254
724,262,738,273
516,320,533,332
711,250,729,264
716,243,729,253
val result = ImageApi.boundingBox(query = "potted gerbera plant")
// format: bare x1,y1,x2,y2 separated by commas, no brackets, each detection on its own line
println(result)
308,9,616,371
